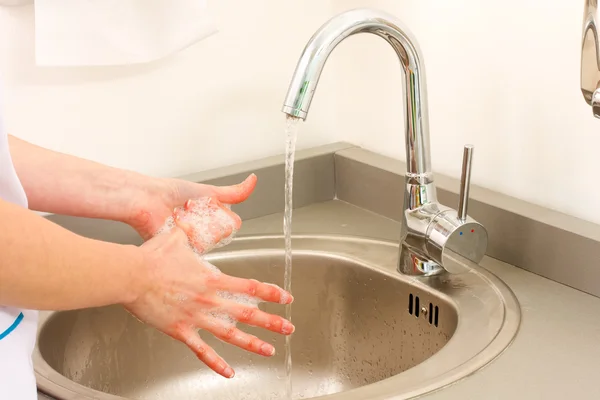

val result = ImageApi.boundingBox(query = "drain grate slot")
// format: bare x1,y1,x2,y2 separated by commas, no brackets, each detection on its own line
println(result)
429,302,433,324
415,296,420,317
408,293,440,328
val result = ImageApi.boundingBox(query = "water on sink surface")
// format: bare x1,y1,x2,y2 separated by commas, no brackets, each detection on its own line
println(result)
37,252,456,400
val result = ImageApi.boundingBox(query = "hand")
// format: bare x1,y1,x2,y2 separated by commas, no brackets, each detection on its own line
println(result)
126,225,294,379
127,174,258,242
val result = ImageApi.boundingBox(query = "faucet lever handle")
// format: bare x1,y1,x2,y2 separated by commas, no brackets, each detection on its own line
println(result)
458,144,474,221
592,89,600,118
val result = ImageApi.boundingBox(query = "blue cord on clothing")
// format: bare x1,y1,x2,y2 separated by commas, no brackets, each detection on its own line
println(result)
0,312,24,341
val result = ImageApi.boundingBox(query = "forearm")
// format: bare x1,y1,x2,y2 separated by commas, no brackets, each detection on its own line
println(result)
0,199,144,310
8,135,155,221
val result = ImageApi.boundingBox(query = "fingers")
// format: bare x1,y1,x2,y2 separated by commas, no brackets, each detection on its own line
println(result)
188,197,242,231
173,197,240,253
173,325,235,379
183,197,241,229
210,204,242,232
197,317,276,357
212,174,258,204
173,209,206,251
222,302,295,335
215,276,293,305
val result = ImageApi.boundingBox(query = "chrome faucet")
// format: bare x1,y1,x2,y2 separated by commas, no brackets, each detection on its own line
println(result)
281,8,488,276
581,0,600,117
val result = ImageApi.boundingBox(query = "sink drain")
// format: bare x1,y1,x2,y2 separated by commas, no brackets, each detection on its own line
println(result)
409,293,439,327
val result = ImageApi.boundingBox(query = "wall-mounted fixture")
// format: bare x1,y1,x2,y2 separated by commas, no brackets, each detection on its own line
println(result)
581,0,600,118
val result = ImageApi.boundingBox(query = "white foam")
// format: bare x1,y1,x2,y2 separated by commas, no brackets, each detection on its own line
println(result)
152,197,268,328
264,282,291,304
179,198,238,253
154,197,238,253
155,216,175,236
206,310,237,328
216,290,261,307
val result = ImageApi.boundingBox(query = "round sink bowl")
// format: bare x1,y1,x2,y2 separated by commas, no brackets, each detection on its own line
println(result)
34,235,520,400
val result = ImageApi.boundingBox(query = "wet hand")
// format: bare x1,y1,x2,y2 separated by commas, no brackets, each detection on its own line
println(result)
127,174,257,242
168,196,243,254
126,226,294,379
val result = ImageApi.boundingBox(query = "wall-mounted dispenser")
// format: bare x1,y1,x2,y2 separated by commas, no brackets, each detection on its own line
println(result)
581,0,600,118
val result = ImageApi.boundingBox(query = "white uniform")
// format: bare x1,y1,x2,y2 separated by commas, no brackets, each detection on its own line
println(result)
0,88,38,399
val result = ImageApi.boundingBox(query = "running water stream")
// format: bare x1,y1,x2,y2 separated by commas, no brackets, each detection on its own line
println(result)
283,115,300,399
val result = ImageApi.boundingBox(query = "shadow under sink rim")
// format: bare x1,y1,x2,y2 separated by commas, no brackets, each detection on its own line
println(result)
33,234,521,400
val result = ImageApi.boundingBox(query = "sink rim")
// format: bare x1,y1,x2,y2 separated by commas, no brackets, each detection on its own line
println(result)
34,234,521,400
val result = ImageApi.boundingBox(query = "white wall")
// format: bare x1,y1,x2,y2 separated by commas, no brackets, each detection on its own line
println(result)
1,1,599,224
0,1,342,178
329,0,600,224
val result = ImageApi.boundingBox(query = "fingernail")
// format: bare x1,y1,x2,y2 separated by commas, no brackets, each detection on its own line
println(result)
279,291,294,305
282,321,295,335
184,199,192,209
223,367,235,378
261,343,276,356
173,208,181,220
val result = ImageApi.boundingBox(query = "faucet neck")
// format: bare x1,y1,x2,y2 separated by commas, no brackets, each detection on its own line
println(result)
282,8,433,179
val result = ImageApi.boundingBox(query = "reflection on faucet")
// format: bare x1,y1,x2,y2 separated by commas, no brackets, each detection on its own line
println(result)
581,0,600,118
281,8,488,276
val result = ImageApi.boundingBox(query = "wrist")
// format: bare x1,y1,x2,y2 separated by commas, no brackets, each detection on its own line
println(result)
124,177,175,238
120,243,148,306
120,174,165,223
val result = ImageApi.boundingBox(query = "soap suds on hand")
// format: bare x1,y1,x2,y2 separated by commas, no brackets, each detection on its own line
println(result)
153,197,290,326
156,197,238,253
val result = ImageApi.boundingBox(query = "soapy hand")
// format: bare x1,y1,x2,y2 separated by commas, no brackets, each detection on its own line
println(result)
127,174,258,242
123,174,294,378
126,218,294,379
159,196,242,255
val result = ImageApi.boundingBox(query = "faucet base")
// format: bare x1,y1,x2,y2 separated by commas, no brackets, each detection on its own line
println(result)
397,244,445,276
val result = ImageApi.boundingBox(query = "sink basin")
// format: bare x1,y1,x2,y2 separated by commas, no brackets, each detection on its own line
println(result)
34,235,520,400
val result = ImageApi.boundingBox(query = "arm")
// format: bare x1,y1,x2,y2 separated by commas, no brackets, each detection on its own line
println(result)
8,134,149,222
3,135,288,377
0,198,294,378
7,135,258,239
0,198,143,310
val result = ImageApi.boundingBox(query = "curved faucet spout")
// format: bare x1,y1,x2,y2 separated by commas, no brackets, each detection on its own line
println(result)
282,8,488,276
281,8,431,177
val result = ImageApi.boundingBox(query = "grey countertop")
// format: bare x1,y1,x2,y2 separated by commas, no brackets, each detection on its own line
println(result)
239,200,600,400
38,200,600,400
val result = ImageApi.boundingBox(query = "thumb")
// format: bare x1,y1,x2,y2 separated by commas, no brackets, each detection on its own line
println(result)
212,174,257,204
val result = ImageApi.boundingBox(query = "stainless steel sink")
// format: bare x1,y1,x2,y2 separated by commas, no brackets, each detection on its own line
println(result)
34,235,520,400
